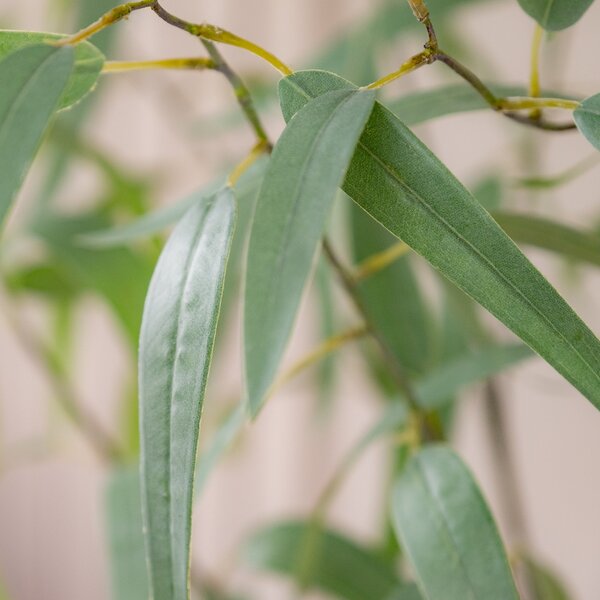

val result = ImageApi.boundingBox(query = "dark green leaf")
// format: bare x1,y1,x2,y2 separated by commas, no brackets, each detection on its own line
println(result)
244,521,403,600
244,88,375,415
105,466,148,600
0,44,73,229
574,94,600,151
139,188,236,600
516,0,595,30
392,446,519,600
494,211,600,267
280,70,600,409
0,31,104,109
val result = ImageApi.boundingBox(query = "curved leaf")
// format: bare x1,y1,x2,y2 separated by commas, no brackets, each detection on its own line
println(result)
415,343,533,409
392,446,519,600
244,521,403,600
494,211,600,267
0,44,73,229
244,88,376,415
0,31,104,109
139,188,236,600
80,159,266,248
105,466,149,600
386,83,525,126
574,94,600,151
516,0,595,30
280,70,600,409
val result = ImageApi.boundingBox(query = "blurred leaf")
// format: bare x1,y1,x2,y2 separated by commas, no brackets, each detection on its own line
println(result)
392,446,519,600
494,211,600,267
0,31,104,109
519,554,572,600
244,521,404,600
314,257,338,412
386,83,525,126
194,406,245,499
352,204,435,376
80,159,266,248
415,343,533,409
4,263,78,300
280,70,600,410
383,585,423,600
472,175,503,210
105,466,148,600
244,89,376,416
139,189,235,600
574,94,600,151
516,0,595,30
0,44,73,229
31,211,153,347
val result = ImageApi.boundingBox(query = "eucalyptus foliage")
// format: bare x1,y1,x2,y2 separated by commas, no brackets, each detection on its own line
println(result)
1,0,598,599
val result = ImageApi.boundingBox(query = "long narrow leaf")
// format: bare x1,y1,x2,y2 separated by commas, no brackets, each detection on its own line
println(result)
139,188,236,600
494,211,600,267
279,70,600,409
105,466,148,600
392,446,519,600
244,88,375,415
0,44,73,228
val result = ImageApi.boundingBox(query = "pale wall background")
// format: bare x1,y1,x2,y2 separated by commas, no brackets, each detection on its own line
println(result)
1,0,600,599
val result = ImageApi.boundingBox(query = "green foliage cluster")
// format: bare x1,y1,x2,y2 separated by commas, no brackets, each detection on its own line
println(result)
1,0,599,598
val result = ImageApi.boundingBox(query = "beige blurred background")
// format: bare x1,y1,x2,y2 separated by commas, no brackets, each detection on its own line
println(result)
1,0,600,598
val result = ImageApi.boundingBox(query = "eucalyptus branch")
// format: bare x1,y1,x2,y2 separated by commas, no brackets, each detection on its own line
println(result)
197,39,271,145
55,0,154,46
2,304,123,462
321,238,439,441
102,57,216,74
227,140,270,187
150,2,292,75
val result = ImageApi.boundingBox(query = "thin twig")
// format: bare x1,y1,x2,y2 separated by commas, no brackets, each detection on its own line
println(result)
2,304,124,462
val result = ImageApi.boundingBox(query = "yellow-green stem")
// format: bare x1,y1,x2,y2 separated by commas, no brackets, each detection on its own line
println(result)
499,96,579,111
227,140,270,187
354,241,411,281
54,0,154,46
366,50,431,90
102,57,215,73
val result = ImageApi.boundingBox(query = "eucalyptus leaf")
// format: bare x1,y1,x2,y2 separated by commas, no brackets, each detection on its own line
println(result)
494,211,600,267
80,159,266,248
574,94,600,152
244,521,403,600
386,83,525,126
105,466,148,600
416,343,533,409
280,70,600,409
516,0,595,30
392,446,519,600
139,188,235,600
0,31,104,109
0,44,73,229
244,88,376,415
